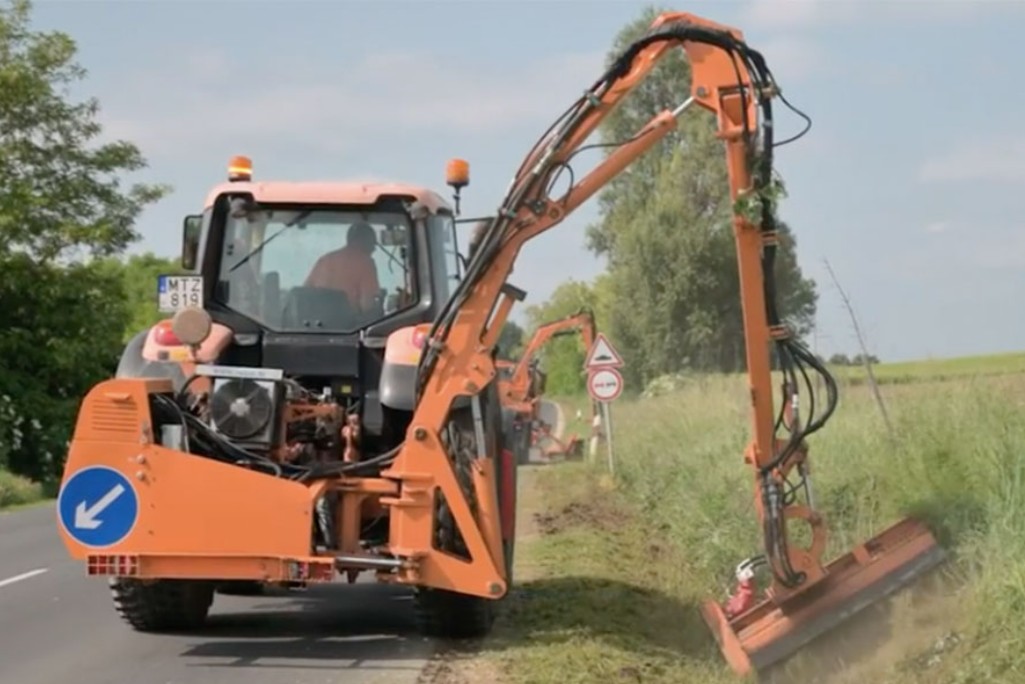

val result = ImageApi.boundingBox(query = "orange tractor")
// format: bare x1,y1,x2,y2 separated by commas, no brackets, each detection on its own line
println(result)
497,309,597,462
55,9,944,674
58,155,521,635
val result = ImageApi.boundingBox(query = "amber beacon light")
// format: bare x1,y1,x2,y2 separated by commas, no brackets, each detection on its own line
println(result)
446,158,469,188
228,155,253,182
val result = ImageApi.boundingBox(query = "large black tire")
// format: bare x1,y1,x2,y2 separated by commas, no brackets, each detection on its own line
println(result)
413,381,516,639
109,578,215,631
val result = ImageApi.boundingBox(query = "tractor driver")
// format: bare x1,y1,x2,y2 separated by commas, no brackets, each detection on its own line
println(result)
304,220,381,314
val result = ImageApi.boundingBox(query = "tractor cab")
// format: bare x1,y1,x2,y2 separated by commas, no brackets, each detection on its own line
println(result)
179,155,466,341
116,155,475,451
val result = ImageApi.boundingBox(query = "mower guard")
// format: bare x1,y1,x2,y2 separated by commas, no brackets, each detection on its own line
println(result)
57,437,338,581
701,516,946,676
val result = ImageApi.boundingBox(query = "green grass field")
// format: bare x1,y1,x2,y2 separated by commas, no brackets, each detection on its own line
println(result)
460,351,1025,683
830,350,1025,386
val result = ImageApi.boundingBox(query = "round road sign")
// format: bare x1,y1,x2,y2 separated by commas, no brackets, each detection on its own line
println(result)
587,367,623,403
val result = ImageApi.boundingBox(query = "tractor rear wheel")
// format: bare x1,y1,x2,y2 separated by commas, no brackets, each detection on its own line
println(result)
413,382,516,639
109,578,214,631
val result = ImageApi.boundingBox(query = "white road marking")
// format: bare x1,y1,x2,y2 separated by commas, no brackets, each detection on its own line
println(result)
0,568,48,588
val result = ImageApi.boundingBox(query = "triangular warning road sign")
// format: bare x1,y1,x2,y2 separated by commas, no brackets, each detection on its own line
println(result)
584,333,625,370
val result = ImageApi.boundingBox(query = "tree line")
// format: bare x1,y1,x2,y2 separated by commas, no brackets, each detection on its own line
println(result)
0,1,174,488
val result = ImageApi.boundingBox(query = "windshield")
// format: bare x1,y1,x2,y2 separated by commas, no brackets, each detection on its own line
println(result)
215,203,417,332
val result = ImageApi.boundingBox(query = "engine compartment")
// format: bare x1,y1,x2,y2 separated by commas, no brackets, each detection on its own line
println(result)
148,362,404,555
170,366,347,464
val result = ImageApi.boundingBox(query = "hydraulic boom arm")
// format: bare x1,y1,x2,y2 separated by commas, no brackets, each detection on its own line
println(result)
508,308,596,404
382,9,941,674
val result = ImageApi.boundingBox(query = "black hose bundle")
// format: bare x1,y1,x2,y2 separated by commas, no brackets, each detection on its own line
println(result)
153,390,395,482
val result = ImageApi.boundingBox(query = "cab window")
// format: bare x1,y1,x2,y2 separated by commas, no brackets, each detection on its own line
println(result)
427,212,459,303
216,203,416,332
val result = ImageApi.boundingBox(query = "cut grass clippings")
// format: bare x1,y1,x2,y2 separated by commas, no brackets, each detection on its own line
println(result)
434,462,738,684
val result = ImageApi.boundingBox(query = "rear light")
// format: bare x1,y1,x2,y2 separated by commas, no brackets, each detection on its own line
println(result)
411,328,428,349
153,321,181,346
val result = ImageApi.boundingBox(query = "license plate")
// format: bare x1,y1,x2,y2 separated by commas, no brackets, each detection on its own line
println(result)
157,274,204,313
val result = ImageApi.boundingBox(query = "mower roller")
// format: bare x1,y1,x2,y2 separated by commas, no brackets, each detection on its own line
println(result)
54,7,944,675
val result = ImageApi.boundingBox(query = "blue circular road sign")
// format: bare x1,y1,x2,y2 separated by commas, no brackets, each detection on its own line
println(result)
57,466,139,548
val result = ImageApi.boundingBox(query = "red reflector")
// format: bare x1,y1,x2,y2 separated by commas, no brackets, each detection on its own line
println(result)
87,554,139,576
153,321,181,346
411,328,427,349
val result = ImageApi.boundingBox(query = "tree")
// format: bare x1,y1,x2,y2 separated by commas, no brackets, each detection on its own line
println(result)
0,0,169,486
95,252,183,341
0,255,131,482
582,5,818,386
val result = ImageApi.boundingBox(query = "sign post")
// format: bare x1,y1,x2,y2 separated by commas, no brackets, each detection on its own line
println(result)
584,333,625,476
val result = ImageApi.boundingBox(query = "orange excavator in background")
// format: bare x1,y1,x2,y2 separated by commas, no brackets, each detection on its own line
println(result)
497,309,597,463
55,8,945,675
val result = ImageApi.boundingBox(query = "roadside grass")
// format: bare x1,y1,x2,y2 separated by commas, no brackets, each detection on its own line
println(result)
642,351,1025,399
0,469,45,510
608,370,1025,682
433,461,738,683
467,359,1025,683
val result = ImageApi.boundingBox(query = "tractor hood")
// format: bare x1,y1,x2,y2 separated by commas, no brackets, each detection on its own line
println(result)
260,331,360,378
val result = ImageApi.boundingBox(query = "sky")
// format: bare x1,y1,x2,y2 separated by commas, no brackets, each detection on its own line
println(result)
25,0,1025,363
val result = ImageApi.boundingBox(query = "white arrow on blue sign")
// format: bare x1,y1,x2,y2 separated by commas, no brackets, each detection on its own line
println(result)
57,466,139,548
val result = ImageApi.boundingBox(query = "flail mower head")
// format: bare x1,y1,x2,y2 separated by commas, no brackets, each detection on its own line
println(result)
701,516,945,675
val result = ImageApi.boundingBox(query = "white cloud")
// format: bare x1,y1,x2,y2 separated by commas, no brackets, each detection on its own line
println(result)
739,0,856,30
919,137,1025,184
98,49,606,160
967,227,1025,270
756,36,827,82
733,0,1017,92
877,1,1021,23
924,221,949,234
738,0,1012,31
180,47,232,84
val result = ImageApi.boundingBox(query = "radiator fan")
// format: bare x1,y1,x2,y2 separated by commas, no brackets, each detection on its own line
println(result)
209,378,275,440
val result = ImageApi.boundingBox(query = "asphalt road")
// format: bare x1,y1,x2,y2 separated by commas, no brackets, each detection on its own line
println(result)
0,503,435,684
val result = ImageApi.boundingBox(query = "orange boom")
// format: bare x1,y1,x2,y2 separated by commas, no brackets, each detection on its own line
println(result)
55,9,944,672
497,309,597,462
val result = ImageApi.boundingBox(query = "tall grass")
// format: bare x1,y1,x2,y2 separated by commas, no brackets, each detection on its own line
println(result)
610,371,1025,681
